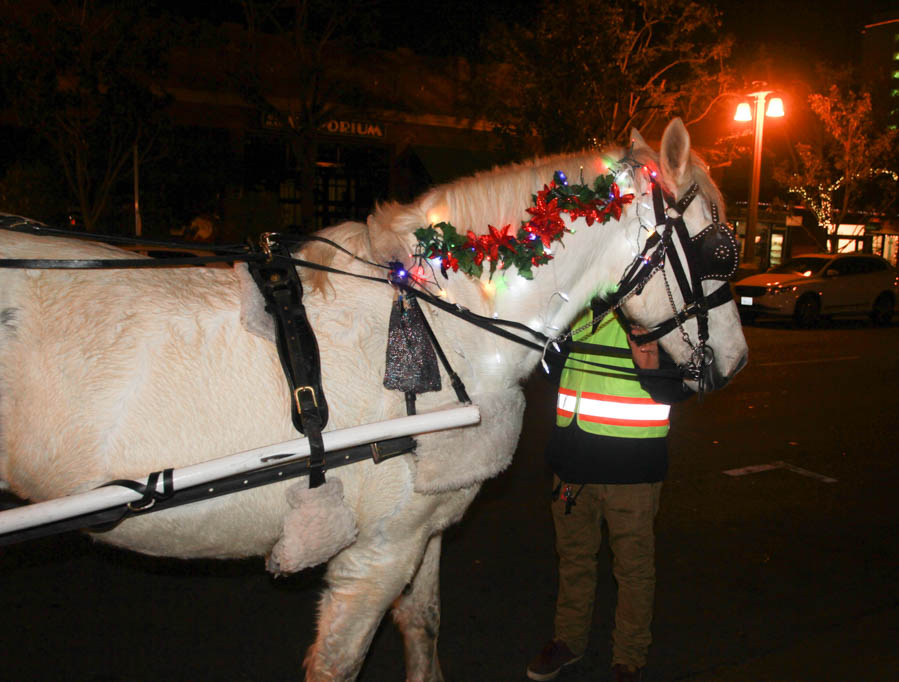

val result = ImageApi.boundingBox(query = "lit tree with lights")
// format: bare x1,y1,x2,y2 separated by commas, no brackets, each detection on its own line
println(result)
776,79,898,247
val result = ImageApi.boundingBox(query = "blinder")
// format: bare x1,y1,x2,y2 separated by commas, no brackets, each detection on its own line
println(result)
689,208,739,282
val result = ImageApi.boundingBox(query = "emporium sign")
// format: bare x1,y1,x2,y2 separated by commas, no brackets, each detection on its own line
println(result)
263,114,384,139
320,119,384,138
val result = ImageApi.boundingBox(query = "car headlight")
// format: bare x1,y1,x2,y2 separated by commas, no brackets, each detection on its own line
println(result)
766,284,799,295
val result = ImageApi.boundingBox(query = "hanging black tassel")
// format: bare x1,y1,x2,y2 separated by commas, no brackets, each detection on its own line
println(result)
383,295,442,396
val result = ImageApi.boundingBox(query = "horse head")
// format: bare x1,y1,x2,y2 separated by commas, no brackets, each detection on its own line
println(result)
365,118,747,393
614,119,748,392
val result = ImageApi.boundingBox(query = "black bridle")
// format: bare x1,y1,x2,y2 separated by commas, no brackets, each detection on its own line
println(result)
589,177,739,389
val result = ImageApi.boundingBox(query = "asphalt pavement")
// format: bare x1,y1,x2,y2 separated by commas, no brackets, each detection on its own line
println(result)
1,319,897,681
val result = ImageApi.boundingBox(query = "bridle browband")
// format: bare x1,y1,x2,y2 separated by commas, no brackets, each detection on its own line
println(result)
587,175,739,391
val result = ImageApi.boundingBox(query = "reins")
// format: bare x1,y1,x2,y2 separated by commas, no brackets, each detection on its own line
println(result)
0,214,682,381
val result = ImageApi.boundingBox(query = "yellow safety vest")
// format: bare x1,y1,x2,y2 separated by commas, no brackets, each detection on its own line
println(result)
556,311,670,438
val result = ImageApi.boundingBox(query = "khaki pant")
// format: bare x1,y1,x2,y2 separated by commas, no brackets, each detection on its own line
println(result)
551,478,662,669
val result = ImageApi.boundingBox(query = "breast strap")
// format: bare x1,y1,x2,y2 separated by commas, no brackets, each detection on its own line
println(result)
247,240,329,488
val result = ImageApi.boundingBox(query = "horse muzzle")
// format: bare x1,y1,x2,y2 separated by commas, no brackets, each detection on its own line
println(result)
683,343,747,393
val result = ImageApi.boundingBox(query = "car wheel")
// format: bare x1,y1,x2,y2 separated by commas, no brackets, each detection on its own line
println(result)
870,292,894,326
794,294,820,328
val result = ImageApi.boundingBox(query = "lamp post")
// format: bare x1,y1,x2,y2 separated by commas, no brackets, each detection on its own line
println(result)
734,85,784,265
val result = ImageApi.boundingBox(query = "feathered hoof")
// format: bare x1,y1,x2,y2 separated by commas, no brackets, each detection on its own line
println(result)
267,477,358,575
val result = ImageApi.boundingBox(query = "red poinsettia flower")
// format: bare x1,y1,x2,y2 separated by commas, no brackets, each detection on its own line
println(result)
525,185,566,247
476,233,494,261
569,196,605,226
486,224,516,260
443,251,459,272
464,230,488,265
601,183,635,221
488,223,516,247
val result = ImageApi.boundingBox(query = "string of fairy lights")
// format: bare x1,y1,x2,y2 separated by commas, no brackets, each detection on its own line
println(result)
788,168,899,232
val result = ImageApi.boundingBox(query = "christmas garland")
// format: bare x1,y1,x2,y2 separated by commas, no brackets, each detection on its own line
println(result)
413,169,635,280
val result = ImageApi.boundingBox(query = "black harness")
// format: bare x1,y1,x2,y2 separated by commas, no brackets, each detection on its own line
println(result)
0,193,738,542
589,180,739,389
246,235,329,488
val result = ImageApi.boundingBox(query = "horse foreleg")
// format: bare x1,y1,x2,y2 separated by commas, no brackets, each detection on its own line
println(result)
304,535,431,682
392,533,444,682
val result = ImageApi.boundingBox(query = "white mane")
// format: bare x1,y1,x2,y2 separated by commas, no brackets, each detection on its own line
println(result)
366,149,629,266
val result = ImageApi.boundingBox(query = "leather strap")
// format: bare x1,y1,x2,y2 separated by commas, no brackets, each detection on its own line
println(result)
247,243,329,487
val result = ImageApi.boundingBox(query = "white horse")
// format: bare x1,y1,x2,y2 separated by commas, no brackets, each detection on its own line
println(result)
0,119,747,680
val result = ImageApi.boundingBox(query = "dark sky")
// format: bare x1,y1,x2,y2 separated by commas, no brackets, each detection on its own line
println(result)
718,0,896,67
158,0,897,67
158,0,897,77
378,0,897,68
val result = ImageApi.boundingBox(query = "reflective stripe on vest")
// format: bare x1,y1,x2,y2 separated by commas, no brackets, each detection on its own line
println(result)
573,391,670,427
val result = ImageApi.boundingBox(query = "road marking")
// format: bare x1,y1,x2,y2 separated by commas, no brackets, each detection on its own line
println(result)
755,355,860,367
722,463,781,476
723,460,838,483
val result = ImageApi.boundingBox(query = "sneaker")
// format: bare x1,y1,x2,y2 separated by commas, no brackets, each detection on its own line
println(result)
526,640,583,681
611,663,644,682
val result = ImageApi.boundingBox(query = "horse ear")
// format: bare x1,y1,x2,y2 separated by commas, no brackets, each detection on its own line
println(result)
630,127,649,152
659,118,691,191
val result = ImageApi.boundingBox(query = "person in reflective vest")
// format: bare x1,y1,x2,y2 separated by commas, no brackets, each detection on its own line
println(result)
527,309,690,682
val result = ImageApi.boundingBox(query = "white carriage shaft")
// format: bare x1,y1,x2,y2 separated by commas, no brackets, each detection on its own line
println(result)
0,406,481,536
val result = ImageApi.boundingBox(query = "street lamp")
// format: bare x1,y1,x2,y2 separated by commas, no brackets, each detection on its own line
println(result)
734,85,784,265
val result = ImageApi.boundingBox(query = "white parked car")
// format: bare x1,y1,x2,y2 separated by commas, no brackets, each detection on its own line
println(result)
733,252,898,327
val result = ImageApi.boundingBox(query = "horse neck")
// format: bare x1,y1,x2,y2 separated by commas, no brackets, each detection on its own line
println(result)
508,213,635,335
432,212,633,387
404,147,645,384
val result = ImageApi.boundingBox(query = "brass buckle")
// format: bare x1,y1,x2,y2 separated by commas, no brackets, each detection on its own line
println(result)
293,386,317,414
370,441,382,464
260,232,275,262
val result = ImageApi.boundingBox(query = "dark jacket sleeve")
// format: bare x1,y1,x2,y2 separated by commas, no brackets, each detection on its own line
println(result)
638,348,692,405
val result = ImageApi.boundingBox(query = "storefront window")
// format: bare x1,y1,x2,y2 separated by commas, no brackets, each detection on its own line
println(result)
836,224,865,252
769,231,784,267
872,234,898,266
